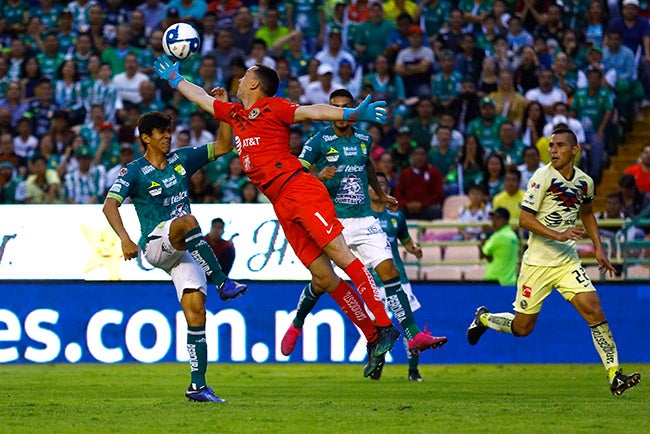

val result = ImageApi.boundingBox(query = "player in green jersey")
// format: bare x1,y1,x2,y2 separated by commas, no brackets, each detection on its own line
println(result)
281,89,447,378
368,171,429,382
103,110,247,403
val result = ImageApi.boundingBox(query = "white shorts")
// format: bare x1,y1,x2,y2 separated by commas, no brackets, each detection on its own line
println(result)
340,216,392,269
143,220,208,302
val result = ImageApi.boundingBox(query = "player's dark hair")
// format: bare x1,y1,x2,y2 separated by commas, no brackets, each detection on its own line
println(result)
137,111,173,148
329,88,354,102
253,64,279,97
552,127,577,147
211,217,225,226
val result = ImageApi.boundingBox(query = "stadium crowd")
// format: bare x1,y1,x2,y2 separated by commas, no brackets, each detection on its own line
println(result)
1,0,650,222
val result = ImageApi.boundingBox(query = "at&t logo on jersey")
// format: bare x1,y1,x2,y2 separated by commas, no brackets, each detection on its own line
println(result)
234,136,261,153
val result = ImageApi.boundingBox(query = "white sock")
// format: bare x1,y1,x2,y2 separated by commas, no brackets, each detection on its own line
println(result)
484,312,515,334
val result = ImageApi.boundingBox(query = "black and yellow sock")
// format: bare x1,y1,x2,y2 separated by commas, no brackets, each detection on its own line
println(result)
293,283,322,328
187,325,207,388
590,321,619,381
184,227,226,286
384,277,419,340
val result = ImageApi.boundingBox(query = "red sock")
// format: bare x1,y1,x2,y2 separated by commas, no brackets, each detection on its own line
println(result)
329,279,377,342
344,258,392,327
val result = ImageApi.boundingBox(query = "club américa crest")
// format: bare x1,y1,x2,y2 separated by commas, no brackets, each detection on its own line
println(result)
248,108,260,119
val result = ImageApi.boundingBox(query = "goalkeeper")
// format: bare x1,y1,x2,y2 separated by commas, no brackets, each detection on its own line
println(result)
154,56,402,376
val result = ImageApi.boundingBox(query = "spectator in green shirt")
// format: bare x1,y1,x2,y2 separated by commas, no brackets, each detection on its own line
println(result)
354,2,396,68
479,207,519,286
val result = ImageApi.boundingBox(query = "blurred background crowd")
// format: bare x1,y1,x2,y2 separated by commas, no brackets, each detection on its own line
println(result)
1,0,650,226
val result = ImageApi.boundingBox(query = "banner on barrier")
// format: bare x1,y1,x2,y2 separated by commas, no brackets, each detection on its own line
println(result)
0,204,311,281
1,281,648,365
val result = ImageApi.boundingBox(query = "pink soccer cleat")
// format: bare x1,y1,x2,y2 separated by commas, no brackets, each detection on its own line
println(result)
281,323,302,356
408,328,448,355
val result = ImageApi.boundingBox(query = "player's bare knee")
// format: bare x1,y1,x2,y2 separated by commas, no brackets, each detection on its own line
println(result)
375,259,399,281
309,279,328,296
184,308,206,327
313,274,337,293
512,325,533,337
511,316,535,336
176,214,199,231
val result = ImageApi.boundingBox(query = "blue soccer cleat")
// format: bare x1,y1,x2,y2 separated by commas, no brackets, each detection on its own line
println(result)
218,279,247,301
185,385,225,402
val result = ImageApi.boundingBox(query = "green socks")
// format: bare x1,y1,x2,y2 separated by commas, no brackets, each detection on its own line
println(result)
184,227,226,286
293,284,322,328
187,325,207,388
403,337,420,372
384,277,418,340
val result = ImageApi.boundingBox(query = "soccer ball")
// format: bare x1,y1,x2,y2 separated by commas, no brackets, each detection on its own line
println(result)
162,23,200,61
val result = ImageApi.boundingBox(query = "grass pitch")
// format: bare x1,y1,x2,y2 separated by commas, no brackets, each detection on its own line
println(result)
1,363,647,433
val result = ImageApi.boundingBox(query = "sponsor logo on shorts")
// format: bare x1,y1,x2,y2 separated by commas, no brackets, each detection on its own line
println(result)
522,285,532,298
520,300,528,309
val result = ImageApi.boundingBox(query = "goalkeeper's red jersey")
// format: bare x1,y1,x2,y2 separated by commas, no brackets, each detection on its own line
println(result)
212,97,305,201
